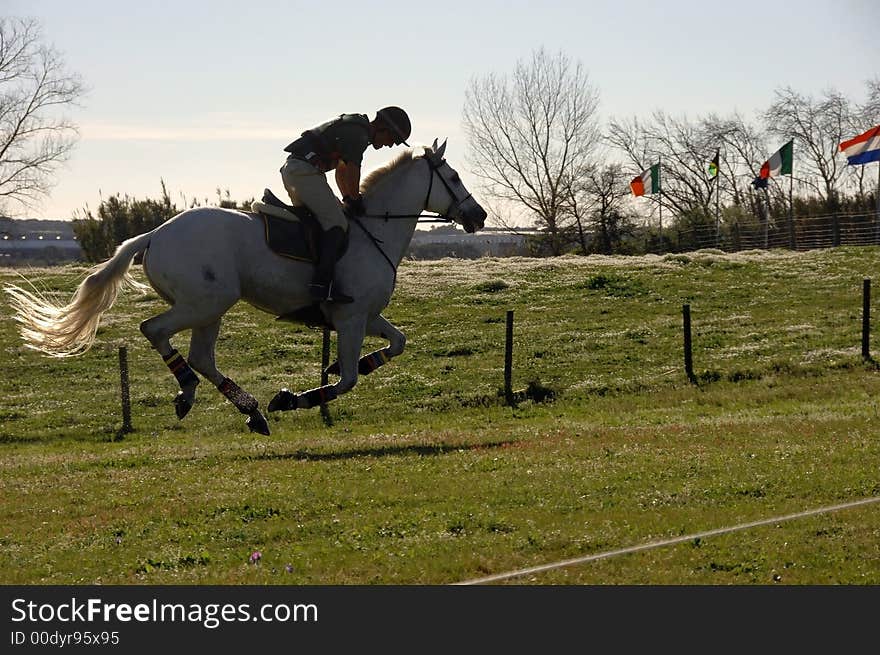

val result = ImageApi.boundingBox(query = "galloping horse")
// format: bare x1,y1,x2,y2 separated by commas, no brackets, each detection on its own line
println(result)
5,140,487,435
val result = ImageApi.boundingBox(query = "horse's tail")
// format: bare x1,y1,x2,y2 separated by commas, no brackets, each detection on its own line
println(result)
4,231,155,358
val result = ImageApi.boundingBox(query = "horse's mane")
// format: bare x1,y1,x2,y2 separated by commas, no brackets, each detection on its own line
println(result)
360,147,427,196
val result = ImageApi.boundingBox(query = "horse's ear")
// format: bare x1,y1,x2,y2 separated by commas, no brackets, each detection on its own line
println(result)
431,138,439,152
436,138,447,158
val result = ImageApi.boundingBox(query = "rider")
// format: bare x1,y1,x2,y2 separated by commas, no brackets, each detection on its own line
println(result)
280,106,412,304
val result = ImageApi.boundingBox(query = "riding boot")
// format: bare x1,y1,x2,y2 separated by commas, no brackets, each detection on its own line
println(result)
310,226,353,304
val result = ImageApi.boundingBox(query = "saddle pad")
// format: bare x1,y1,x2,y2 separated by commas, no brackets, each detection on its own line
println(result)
260,212,317,263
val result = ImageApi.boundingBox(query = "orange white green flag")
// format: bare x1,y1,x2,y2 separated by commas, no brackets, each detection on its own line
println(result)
630,163,660,196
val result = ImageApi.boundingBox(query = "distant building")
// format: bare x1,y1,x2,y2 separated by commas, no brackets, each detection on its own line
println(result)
0,217,83,264
407,225,536,259
0,217,538,265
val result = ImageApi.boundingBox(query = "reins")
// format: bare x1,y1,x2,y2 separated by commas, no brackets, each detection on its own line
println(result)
348,215,399,284
350,155,467,282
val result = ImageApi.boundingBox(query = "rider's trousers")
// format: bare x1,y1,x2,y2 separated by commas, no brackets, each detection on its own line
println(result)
279,157,348,231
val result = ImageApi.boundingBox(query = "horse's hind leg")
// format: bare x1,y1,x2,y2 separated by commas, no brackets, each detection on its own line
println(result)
140,305,203,420
188,320,270,436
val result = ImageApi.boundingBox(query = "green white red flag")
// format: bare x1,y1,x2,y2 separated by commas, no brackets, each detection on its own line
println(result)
759,140,793,179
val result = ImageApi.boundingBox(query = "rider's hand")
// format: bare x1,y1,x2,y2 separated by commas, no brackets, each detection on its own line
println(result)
343,195,365,216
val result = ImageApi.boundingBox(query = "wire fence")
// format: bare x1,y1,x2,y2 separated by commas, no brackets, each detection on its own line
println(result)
651,210,880,254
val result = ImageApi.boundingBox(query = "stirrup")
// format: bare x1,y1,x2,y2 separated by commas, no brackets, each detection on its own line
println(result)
309,282,353,304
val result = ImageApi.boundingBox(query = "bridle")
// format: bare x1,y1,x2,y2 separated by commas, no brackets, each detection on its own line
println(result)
362,154,473,223
418,154,475,222
349,153,475,280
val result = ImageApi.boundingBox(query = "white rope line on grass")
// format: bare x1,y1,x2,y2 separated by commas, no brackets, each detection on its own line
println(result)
453,495,880,585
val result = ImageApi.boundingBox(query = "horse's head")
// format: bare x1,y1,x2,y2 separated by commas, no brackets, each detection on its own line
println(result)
422,139,487,233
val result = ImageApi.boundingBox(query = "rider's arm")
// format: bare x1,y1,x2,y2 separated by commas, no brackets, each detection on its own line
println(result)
335,162,362,200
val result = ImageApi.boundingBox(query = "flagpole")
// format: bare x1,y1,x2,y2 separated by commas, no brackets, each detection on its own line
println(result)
763,186,770,249
715,156,721,249
658,156,663,253
788,169,795,249
876,161,880,244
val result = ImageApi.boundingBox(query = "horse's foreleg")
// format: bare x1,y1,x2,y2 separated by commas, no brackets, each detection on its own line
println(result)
324,314,404,376
269,315,366,412
188,320,270,436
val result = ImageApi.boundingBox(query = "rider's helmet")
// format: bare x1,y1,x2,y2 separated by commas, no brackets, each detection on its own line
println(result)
376,106,411,146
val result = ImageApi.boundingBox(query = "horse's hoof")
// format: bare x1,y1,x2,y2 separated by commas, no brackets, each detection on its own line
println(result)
268,388,297,412
246,411,271,436
174,392,195,420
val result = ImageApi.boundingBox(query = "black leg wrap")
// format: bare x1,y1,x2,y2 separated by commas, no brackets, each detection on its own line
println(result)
164,349,199,388
218,377,259,415
357,349,390,375
299,385,338,409
268,385,338,412
325,349,390,376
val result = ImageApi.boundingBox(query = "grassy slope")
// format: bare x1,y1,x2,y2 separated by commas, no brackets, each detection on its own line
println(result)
1,247,878,584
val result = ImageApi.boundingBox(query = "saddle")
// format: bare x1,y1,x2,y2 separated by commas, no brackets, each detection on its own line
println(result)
251,189,349,329
251,189,323,263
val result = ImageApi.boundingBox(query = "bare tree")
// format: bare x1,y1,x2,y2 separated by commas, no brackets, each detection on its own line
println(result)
842,78,880,199
764,86,855,211
701,112,767,207
698,112,787,223
0,17,84,215
462,48,601,255
607,111,721,224
862,77,880,124
610,108,842,230
564,163,634,254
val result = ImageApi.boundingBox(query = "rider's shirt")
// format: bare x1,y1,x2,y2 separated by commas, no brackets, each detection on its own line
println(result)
284,114,371,173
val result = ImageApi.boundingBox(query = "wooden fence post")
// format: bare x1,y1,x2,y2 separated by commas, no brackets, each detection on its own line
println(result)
504,310,514,405
683,304,696,383
118,345,133,434
863,278,871,361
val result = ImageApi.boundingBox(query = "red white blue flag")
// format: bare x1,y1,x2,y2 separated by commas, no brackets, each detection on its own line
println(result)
840,125,880,166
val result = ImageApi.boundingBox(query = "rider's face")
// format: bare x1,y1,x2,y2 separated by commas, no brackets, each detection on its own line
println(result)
372,127,397,149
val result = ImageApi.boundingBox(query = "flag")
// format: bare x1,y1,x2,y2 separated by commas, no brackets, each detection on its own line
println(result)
708,150,719,179
839,125,880,166
759,140,793,179
631,163,660,196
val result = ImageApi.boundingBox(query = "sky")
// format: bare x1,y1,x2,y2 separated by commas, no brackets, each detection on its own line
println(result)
4,0,879,221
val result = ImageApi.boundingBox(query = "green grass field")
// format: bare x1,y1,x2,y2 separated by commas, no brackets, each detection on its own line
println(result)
1,247,879,584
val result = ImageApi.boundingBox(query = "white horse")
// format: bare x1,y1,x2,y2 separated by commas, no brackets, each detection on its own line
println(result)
5,140,487,435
